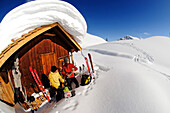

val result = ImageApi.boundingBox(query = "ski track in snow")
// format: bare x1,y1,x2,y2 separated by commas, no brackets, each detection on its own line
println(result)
112,42,154,63
85,42,154,65
119,43,170,80
86,48,133,60
86,42,170,82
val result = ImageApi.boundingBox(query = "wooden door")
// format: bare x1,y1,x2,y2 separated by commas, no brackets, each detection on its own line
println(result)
41,53,57,76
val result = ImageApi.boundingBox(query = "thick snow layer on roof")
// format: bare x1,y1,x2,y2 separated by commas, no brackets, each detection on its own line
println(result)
0,0,87,53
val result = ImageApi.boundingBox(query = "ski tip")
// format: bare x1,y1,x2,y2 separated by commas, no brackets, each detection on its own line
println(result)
33,68,37,72
29,66,32,70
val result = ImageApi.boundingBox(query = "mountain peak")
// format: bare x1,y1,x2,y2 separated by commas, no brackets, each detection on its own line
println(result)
119,35,140,40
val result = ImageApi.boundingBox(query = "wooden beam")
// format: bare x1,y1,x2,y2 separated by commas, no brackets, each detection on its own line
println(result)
58,55,69,60
43,33,56,37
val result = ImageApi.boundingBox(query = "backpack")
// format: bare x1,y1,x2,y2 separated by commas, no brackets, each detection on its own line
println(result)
80,74,92,86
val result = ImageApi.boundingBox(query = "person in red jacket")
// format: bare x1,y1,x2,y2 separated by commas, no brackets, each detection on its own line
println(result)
62,58,79,90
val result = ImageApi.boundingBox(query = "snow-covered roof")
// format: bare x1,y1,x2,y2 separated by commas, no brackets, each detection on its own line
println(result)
0,0,87,53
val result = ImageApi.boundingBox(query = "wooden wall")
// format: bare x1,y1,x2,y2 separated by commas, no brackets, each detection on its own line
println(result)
17,34,69,96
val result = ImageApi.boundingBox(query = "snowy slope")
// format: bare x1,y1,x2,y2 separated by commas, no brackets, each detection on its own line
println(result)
49,36,170,113
0,0,87,53
80,33,106,48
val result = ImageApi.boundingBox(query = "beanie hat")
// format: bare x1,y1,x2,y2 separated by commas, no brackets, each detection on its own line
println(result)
64,58,69,63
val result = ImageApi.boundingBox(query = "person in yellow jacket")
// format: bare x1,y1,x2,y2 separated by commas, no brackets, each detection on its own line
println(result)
48,66,65,101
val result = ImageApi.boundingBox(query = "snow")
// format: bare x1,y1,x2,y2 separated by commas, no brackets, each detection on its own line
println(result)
80,33,106,48
49,36,170,113
0,0,87,53
0,101,15,113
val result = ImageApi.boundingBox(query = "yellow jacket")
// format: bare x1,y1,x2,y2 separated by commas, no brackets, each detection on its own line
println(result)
48,71,64,89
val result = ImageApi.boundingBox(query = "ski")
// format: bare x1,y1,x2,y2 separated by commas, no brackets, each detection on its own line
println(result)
29,66,51,102
88,53,94,73
29,67,44,101
85,57,92,77
33,68,51,101
82,64,85,74
81,51,93,85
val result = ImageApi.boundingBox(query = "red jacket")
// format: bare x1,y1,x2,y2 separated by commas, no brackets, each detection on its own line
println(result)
62,63,78,78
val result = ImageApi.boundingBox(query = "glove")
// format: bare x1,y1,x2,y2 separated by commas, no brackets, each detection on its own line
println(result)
63,82,66,86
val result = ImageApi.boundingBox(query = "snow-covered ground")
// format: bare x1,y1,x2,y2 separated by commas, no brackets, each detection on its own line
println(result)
49,36,170,113
0,101,15,113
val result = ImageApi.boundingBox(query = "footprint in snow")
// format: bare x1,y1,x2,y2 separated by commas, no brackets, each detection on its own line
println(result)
53,104,57,109
63,100,78,111
82,82,94,96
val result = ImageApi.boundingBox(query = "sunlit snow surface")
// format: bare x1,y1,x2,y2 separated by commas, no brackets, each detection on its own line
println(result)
49,36,170,113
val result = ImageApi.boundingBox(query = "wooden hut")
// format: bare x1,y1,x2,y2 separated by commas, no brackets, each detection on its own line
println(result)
0,22,82,109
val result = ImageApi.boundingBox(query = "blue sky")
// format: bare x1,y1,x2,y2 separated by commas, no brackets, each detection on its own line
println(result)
0,0,170,41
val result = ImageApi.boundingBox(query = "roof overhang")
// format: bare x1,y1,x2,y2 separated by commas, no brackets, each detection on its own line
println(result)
0,22,82,68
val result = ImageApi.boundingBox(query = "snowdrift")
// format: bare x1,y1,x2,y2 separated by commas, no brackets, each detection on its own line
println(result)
49,36,170,113
0,0,87,53
80,33,107,48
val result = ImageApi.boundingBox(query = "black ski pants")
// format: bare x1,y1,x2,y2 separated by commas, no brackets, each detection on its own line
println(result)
66,77,79,90
49,86,64,101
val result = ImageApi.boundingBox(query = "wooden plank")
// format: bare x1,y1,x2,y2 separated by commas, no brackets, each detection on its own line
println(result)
44,33,56,37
